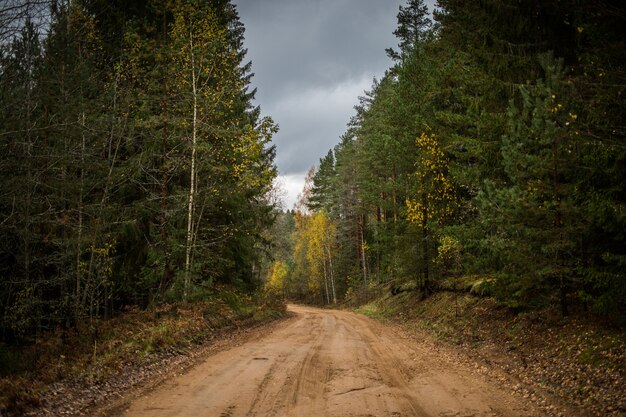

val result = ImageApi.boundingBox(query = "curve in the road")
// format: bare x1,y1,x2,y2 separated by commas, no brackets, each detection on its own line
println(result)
119,305,540,417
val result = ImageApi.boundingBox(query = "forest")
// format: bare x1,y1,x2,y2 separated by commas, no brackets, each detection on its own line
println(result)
1,0,625,348
0,0,625,415
269,0,625,320
0,0,279,343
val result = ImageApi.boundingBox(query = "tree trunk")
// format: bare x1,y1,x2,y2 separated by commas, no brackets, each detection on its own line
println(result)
421,192,430,296
327,245,337,304
184,36,198,301
553,139,568,317
360,213,368,286
159,13,171,296
76,111,86,317
322,257,330,304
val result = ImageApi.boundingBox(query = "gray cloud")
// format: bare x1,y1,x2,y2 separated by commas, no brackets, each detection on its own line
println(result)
233,0,433,207
237,0,401,96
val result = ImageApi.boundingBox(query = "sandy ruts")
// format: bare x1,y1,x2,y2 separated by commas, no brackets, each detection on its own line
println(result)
119,305,541,417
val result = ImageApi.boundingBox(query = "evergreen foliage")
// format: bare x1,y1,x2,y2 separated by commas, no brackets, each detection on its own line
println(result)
0,0,278,341
275,0,625,318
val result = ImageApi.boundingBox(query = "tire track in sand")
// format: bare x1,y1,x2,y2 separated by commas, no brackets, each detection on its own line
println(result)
115,305,543,417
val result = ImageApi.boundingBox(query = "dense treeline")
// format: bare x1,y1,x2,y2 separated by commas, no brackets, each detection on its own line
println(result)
274,0,625,317
0,0,278,341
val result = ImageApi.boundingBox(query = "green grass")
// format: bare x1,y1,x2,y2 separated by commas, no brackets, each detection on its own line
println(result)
354,303,382,319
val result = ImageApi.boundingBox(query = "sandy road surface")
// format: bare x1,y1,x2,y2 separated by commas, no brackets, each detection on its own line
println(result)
119,305,540,417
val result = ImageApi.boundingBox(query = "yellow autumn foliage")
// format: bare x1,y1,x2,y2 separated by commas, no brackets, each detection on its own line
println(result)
266,261,288,293
406,132,457,227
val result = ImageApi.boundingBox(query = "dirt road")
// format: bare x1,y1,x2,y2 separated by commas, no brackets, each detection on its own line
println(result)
119,305,541,417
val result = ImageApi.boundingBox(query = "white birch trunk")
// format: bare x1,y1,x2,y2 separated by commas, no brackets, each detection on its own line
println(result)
360,215,367,285
327,245,337,304
184,35,198,301
322,256,330,305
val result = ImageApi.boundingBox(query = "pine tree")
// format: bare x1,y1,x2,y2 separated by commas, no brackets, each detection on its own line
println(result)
308,150,336,214
478,55,583,314
386,0,431,61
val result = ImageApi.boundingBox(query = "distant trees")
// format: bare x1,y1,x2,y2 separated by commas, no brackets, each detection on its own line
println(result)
274,0,625,317
0,0,278,341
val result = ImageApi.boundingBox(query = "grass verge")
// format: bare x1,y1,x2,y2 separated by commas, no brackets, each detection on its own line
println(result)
354,283,625,417
0,288,286,416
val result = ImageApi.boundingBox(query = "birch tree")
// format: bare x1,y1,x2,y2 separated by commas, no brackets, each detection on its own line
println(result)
406,132,457,293
170,1,241,299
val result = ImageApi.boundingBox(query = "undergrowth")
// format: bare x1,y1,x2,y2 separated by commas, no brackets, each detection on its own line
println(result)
354,281,625,417
0,288,285,416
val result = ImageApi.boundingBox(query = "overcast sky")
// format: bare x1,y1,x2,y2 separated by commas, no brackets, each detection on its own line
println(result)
233,0,424,209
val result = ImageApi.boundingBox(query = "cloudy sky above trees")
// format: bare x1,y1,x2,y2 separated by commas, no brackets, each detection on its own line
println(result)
234,0,416,208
